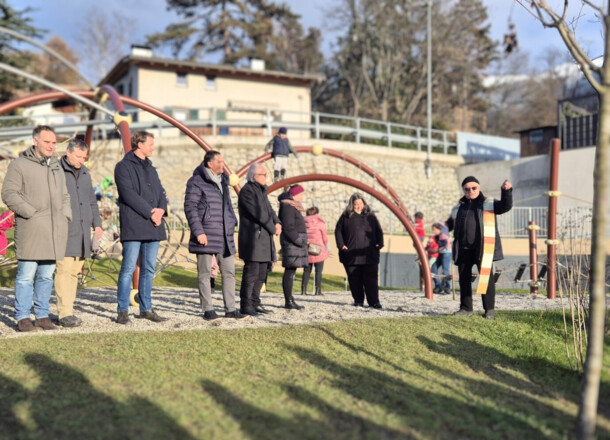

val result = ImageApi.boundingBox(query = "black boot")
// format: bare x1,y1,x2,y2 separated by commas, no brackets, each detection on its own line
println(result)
280,169,286,180
273,170,280,183
315,284,323,296
284,295,303,310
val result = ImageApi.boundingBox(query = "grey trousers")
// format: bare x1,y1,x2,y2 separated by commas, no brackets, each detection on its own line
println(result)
196,253,236,313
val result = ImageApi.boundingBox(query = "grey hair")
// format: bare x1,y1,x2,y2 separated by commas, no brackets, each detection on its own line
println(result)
246,163,265,182
66,137,89,152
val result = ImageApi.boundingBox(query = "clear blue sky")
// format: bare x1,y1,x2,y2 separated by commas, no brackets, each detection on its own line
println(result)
19,0,606,68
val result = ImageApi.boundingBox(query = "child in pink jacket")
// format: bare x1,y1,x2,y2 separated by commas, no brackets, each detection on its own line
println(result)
301,207,329,295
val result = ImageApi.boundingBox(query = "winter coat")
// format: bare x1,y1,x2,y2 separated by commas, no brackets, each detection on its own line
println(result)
184,163,238,256
1,146,71,260
425,236,439,259
335,211,384,266
0,211,15,256
61,156,102,258
448,188,513,264
265,135,297,158
237,180,280,262
278,192,308,269
114,150,168,242
305,214,329,264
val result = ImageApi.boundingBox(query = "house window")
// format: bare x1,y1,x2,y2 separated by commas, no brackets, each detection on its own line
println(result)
173,109,188,121
529,129,543,143
116,84,124,95
205,76,216,90
177,73,187,87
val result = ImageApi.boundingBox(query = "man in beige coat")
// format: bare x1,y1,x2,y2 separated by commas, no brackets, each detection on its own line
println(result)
1,125,72,332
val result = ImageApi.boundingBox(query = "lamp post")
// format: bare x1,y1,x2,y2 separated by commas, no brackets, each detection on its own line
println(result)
425,0,432,179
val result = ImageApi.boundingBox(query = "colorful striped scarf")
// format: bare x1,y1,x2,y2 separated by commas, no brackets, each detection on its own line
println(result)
476,198,495,295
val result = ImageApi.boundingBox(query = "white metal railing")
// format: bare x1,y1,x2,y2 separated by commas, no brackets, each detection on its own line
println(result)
0,106,456,153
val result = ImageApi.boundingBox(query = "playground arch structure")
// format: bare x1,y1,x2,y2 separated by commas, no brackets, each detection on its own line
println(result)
0,88,434,300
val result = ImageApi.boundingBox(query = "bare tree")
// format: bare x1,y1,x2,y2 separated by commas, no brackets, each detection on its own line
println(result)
77,8,131,83
28,36,82,86
517,1,608,439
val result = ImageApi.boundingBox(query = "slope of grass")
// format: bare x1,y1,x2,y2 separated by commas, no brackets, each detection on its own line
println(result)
0,310,608,439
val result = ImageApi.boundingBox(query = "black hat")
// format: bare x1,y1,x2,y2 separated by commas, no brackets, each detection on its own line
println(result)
461,176,479,187
278,127,287,134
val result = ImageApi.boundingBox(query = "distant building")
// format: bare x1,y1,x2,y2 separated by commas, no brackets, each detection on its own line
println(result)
100,46,322,137
516,125,557,157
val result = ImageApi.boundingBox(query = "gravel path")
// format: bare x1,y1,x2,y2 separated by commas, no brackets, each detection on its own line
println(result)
0,286,571,339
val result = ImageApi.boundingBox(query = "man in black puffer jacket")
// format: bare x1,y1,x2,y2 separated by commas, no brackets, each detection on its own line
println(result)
184,150,246,321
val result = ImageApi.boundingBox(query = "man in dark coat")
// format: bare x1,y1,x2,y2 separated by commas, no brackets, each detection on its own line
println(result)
447,176,513,320
237,163,281,316
184,150,247,321
54,137,103,327
114,131,168,325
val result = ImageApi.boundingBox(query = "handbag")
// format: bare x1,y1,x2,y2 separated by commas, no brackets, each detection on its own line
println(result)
307,243,322,256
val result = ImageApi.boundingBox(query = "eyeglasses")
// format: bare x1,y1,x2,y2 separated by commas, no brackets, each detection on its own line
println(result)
255,173,267,177
463,186,479,192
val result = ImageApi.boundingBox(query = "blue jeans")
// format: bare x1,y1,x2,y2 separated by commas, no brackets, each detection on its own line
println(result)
15,260,56,321
117,241,160,313
433,252,452,290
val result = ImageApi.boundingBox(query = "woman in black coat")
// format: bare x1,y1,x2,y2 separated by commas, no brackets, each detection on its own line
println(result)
335,193,384,308
278,185,308,310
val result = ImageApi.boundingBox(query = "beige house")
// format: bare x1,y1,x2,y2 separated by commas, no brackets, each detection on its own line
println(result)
100,46,321,137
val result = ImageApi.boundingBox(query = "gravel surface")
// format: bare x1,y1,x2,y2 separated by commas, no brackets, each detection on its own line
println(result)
0,286,571,339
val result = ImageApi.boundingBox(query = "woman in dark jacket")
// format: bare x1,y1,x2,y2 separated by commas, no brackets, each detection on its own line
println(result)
335,193,384,308
278,185,308,310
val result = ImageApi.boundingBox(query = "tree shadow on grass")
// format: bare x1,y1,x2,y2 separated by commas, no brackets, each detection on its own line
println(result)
0,353,195,439
200,379,409,440
417,333,610,436
283,344,567,439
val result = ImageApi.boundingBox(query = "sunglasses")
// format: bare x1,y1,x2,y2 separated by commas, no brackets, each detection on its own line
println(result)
463,186,479,192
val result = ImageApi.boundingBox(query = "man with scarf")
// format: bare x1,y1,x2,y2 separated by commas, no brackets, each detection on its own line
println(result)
447,176,513,320
184,150,247,321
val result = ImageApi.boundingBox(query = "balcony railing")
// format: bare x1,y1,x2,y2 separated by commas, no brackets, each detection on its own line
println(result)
0,106,456,153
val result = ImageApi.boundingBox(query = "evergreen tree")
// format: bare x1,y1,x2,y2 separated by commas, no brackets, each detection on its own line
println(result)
147,0,323,73
0,0,45,102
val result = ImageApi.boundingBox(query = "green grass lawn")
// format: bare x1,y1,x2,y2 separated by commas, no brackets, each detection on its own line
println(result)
0,311,609,439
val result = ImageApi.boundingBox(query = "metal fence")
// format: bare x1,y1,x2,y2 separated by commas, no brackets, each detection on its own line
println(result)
0,106,456,153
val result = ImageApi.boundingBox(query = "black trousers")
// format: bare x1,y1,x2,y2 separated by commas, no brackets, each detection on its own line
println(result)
282,267,297,299
344,264,379,306
301,262,324,294
457,248,495,312
239,261,268,310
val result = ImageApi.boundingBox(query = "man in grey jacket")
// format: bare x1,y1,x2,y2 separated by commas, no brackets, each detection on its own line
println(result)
1,125,71,332
54,137,103,327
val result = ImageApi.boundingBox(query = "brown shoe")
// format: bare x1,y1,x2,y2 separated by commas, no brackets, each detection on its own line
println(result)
34,317,57,331
17,318,40,332
139,309,168,323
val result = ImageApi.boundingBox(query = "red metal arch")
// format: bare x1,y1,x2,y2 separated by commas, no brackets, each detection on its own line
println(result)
236,147,409,215
0,89,237,175
267,174,433,300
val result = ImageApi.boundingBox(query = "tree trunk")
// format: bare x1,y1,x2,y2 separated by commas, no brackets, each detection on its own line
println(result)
575,48,610,440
